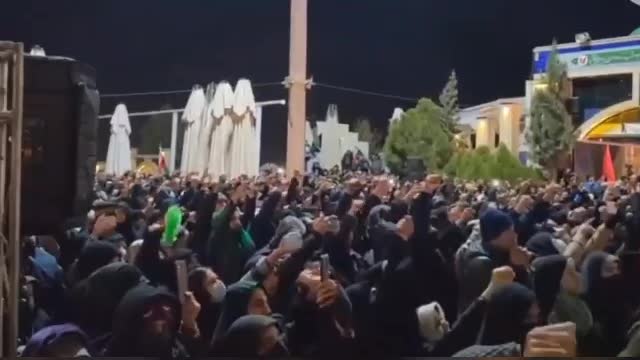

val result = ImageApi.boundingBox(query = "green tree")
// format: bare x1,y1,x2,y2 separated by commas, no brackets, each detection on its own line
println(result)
439,70,461,136
525,40,574,179
444,144,539,182
383,98,453,171
354,117,383,154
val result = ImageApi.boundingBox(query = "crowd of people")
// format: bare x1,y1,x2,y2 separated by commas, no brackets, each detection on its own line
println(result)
15,167,640,357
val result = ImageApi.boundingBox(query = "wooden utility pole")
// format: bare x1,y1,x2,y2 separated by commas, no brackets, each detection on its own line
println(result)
286,0,309,176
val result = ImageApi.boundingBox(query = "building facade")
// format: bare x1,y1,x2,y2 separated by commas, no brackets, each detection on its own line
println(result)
458,98,525,157
525,29,640,176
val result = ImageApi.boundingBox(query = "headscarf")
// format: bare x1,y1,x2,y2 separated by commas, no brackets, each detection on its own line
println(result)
531,255,566,322
217,315,280,357
77,262,146,336
188,267,223,343
21,323,89,357
106,284,181,357
526,232,560,257
582,251,630,355
211,281,260,344
73,242,121,283
479,283,537,346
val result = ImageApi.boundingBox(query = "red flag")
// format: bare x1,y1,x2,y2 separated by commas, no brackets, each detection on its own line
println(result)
602,144,617,182
158,146,167,174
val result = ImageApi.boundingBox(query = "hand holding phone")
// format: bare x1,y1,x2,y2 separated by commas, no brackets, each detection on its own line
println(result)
175,260,188,304
320,254,330,282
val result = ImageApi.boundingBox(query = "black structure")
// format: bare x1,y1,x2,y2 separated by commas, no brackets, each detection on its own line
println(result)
21,55,99,235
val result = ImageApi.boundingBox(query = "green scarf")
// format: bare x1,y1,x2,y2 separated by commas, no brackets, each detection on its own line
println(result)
239,229,255,250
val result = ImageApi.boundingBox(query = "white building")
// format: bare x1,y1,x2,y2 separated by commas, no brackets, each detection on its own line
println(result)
308,104,369,169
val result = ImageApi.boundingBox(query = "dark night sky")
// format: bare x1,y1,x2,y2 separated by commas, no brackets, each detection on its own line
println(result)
1,0,639,164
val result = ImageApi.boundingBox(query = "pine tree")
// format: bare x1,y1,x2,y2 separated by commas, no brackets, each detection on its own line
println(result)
439,70,461,136
525,40,574,178
383,98,453,172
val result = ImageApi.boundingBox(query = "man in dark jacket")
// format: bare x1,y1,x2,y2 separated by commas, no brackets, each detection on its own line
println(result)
455,209,531,315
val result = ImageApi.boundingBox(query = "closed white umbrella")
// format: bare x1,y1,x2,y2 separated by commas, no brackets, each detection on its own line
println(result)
180,86,206,175
195,82,216,176
105,103,133,176
230,79,257,178
208,82,235,176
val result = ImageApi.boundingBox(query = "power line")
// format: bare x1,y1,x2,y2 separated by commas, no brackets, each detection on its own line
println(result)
99,80,421,103
100,89,192,98
312,82,419,102
100,81,284,98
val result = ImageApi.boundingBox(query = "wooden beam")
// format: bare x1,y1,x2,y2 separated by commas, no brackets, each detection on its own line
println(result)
7,43,23,360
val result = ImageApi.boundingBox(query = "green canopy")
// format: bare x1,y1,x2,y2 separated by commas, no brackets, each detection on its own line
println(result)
632,27,640,36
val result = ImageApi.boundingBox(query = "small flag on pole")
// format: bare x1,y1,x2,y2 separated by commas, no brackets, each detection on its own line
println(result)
602,144,617,183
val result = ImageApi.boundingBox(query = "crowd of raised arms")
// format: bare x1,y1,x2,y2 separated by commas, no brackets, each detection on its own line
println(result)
16,168,640,357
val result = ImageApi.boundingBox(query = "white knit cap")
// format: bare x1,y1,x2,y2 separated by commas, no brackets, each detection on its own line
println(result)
416,302,449,342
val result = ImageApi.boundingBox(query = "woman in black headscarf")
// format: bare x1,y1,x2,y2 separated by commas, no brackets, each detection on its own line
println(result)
478,283,540,346
210,280,271,349
72,262,146,350
188,267,226,344
531,255,567,323
217,315,288,357
68,242,122,286
581,251,631,355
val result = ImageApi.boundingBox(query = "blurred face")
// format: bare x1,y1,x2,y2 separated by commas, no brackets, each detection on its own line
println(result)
490,226,517,251
247,288,271,316
525,302,541,327
448,206,462,222
229,209,243,230
257,325,284,356
203,269,219,288
141,300,176,347
115,246,126,263
216,198,228,212
601,255,621,278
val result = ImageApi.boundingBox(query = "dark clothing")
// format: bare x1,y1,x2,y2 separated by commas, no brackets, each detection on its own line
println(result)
455,227,530,315
104,283,189,358
531,255,566,322
69,241,120,286
248,192,282,250
21,323,89,357
479,283,536,346
427,297,488,356
215,315,280,357
74,263,146,339
211,281,259,345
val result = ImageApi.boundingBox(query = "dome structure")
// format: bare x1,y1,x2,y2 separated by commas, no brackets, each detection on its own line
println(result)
632,27,640,36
